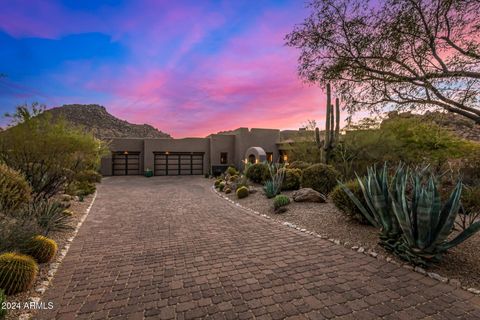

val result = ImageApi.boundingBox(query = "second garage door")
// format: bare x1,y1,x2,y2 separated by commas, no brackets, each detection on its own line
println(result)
154,152,204,176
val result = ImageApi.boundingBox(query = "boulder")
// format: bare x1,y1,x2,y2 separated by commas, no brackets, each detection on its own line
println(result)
292,188,326,203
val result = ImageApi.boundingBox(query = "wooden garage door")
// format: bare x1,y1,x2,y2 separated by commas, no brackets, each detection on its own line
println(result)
154,152,204,176
112,152,140,176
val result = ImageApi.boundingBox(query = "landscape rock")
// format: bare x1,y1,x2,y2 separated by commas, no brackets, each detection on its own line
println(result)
292,188,326,203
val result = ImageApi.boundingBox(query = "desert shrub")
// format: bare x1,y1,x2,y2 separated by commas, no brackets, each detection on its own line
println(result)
0,163,31,214
34,200,74,236
301,164,340,195
246,163,269,184
457,185,480,231
0,252,38,295
74,170,102,184
288,161,311,170
23,235,58,263
0,289,6,318
0,104,108,199
66,181,96,197
281,168,302,190
226,166,238,176
331,180,370,224
236,186,249,199
273,195,290,210
0,216,41,253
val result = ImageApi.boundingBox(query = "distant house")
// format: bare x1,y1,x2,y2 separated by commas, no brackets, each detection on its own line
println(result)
100,127,293,176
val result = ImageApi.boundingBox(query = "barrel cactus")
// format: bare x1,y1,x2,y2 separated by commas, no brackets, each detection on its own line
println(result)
0,253,38,295
0,289,6,317
0,163,31,213
236,186,249,199
273,195,290,210
24,235,58,263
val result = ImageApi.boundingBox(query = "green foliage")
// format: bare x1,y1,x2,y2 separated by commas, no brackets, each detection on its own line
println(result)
0,163,31,214
34,200,74,236
0,252,38,295
281,168,301,190
74,170,102,183
301,164,340,195
288,161,311,170
226,166,238,176
263,180,279,199
0,104,108,199
461,186,480,216
23,235,58,263
66,181,96,197
246,163,269,184
344,164,480,266
236,186,249,199
273,195,290,210
0,289,6,318
333,115,480,179
331,180,370,224
288,121,323,164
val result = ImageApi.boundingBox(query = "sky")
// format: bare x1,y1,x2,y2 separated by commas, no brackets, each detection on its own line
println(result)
0,0,327,138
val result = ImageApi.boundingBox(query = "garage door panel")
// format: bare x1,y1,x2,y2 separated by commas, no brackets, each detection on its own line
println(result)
154,152,203,176
112,153,140,176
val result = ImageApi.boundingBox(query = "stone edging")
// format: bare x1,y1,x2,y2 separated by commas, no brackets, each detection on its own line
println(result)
211,186,480,296
18,191,98,320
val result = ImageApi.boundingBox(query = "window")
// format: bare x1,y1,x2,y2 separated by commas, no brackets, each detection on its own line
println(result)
220,152,228,164
266,152,273,163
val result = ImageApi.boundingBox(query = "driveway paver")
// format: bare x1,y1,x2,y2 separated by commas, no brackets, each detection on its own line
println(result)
35,176,480,319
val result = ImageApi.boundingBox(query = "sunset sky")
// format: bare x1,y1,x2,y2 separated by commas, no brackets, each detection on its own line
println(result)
0,0,327,137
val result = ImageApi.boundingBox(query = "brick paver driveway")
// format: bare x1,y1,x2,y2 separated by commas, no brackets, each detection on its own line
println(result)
36,176,480,320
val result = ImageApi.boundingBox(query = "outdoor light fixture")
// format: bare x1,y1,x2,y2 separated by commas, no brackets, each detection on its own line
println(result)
124,151,128,155
165,151,169,154
283,155,288,161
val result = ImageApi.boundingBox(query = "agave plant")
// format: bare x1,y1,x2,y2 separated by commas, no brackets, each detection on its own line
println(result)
33,200,74,236
341,163,480,266
339,163,402,249
391,168,480,266
263,163,285,198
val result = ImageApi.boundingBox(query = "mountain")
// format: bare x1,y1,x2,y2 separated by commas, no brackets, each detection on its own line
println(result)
45,104,171,139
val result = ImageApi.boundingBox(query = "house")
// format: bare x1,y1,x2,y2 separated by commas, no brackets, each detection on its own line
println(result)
100,127,292,176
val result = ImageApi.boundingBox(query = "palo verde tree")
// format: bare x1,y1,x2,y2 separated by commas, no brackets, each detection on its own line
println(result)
286,0,480,123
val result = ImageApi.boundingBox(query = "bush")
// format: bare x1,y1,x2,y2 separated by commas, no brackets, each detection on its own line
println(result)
0,163,31,214
236,186,249,199
331,180,370,224
301,164,340,195
0,104,108,199
0,289,6,318
226,166,238,176
23,235,58,263
288,161,311,170
273,195,290,210
246,163,269,184
74,170,102,184
281,168,302,190
34,200,74,236
0,252,38,295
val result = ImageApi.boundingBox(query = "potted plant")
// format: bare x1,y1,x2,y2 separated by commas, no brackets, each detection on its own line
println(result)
144,168,153,177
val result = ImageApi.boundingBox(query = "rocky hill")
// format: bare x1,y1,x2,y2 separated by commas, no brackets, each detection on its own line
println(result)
45,104,171,139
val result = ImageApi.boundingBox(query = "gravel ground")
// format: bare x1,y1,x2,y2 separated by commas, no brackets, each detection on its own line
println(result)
4,193,95,320
223,183,480,290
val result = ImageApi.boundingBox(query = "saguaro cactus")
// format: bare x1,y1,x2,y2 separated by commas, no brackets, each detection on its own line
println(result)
317,83,341,163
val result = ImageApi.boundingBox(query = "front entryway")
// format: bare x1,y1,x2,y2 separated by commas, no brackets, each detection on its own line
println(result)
112,152,140,176
153,152,204,176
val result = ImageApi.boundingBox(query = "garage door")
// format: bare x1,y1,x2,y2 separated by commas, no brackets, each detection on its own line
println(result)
154,152,204,176
112,152,140,176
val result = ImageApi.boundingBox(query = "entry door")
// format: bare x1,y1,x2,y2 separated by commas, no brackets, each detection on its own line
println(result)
112,152,140,176
154,152,204,176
